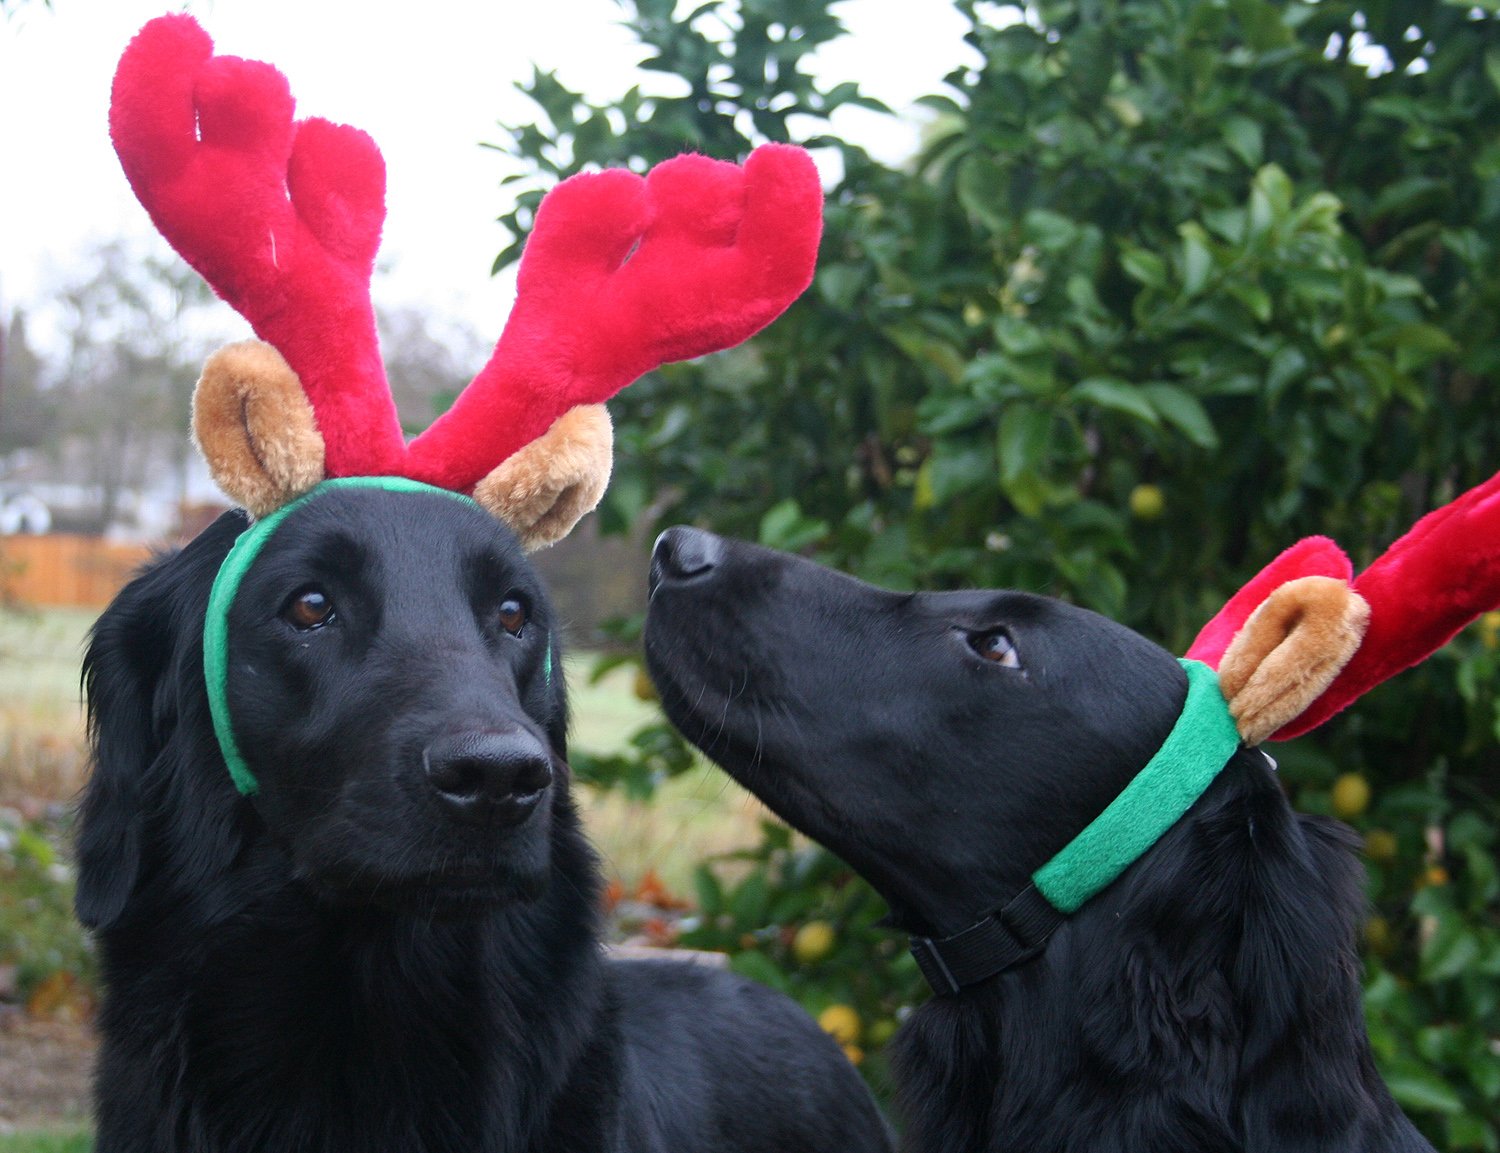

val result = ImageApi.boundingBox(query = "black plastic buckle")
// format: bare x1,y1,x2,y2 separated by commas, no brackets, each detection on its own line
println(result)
909,934,962,997
907,884,1064,996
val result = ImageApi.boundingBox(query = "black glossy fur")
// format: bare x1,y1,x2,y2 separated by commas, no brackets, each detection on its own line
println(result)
77,491,890,1153
643,527,1436,1153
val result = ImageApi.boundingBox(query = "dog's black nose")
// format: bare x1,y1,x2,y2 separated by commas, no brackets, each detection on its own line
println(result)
652,526,724,587
423,730,553,827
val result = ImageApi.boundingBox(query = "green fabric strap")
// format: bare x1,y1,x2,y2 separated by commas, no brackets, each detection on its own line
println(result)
204,477,481,797
1031,658,1241,914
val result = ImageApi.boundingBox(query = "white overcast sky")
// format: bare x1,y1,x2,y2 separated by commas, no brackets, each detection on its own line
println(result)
0,0,977,356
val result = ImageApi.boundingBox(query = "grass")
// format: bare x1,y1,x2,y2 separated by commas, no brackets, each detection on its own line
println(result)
0,1131,91,1153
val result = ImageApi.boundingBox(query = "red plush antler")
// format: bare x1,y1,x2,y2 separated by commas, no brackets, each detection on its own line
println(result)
110,14,822,497
405,148,822,488
111,14,402,479
1188,471,1500,739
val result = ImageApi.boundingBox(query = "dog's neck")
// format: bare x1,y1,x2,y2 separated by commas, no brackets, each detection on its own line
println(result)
91,796,619,1152
889,753,1430,1153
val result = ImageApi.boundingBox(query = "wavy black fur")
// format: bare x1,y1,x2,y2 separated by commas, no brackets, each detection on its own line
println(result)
644,527,1436,1153
78,493,890,1153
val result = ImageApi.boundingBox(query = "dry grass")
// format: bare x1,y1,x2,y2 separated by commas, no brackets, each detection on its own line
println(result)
0,608,91,812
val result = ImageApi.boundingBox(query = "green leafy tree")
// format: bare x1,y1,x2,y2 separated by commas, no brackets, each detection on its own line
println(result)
495,1,1500,1142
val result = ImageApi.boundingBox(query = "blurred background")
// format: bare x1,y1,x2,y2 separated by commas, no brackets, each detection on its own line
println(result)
2,0,1498,1149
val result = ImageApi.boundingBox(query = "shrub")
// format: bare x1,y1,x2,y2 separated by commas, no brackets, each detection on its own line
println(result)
500,1,1499,1141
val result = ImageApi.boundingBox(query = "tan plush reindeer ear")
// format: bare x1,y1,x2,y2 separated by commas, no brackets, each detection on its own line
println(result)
473,405,612,551
192,341,326,518
1216,576,1370,746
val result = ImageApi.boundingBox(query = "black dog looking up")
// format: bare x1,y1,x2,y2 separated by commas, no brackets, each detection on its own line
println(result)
77,488,891,1153
644,526,1436,1153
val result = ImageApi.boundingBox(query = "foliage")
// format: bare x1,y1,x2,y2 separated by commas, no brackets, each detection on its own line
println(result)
496,0,1500,1141
0,806,92,1011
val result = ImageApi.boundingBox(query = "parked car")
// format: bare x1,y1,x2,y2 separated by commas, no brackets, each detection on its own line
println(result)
0,491,52,535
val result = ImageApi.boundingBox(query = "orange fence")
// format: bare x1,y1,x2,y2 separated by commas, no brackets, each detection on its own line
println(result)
1,535,154,610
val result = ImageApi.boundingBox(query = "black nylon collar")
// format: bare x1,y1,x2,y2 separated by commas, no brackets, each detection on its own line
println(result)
908,883,1063,996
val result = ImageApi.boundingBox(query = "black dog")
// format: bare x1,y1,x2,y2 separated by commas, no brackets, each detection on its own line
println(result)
644,527,1436,1153
77,488,891,1153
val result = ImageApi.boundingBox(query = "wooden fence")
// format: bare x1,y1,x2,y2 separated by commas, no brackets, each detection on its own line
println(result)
0,535,154,610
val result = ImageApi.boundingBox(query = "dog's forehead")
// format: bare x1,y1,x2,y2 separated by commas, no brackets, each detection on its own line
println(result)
250,488,533,584
922,586,1071,625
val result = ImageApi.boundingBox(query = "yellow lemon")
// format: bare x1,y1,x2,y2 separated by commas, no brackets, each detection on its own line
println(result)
1128,483,1165,520
818,1004,862,1046
1330,773,1371,819
1363,828,1398,865
792,921,836,965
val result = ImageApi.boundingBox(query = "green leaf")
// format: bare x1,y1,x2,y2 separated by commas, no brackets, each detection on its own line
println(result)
1385,1064,1466,1116
1222,115,1263,167
1071,378,1160,427
955,153,1008,232
759,499,829,552
1120,245,1169,289
1248,164,1294,237
728,870,771,927
1141,383,1219,449
1421,912,1483,983
927,442,997,503
919,394,994,435
729,949,790,994
1178,223,1214,297
997,406,1053,483
693,865,724,917
1388,323,1458,373
1024,209,1079,251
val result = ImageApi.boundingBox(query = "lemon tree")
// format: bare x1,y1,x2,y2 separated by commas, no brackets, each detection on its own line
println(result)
501,1,1500,1140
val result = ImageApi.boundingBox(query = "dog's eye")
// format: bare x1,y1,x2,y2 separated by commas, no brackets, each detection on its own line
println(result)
283,588,335,631
497,594,528,637
970,630,1021,669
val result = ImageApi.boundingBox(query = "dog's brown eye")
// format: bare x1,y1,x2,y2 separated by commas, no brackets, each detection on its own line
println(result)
971,630,1021,669
498,595,528,637
283,588,335,630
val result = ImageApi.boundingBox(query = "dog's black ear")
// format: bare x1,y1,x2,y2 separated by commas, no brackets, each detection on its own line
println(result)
76,512,247,930
1226,805,1405,1150
1090,754,1393,1151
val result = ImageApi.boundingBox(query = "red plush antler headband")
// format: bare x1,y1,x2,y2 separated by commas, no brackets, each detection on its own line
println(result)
1184,472,1500,745
111,14,822,546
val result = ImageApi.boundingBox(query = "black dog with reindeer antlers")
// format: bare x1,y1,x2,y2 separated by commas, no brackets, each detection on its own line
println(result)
76,16,891,1153
644,496,1493,1150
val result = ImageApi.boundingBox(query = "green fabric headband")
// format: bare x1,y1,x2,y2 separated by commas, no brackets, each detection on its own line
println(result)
204,477,536,797
1032,657,1241,913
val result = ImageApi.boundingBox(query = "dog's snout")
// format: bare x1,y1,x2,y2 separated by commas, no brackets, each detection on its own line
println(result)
423,730,553,827
651,526,725,588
